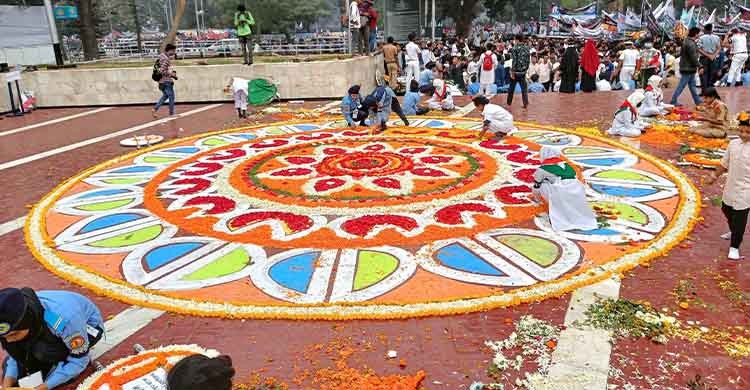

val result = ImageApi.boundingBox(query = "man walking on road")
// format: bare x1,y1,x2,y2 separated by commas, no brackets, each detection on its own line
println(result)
383,37,400,90
508,34,530,108
153,43,178,118
670,27,703,107
234,5,255,65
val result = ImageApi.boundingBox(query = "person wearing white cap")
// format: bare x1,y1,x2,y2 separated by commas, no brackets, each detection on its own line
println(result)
639,75,674,117
617,41,639,90
427,79,454,111
607,91,647,137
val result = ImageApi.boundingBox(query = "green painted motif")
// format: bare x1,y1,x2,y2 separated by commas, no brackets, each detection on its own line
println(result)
143,156,181,164
182,248,251,281
591,202,648,225
202,138,230,146
353,251,399,291
513,131,546,139
102,177,147,185
498,235,560,267
563,147,608,155
75,199,134,212
90,225,163,248
594,170,655,182
264,126,287,135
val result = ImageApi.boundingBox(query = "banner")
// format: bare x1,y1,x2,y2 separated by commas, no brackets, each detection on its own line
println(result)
730,0,750,21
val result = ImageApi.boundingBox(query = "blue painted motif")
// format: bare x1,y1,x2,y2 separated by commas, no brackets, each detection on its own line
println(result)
163,147,201,154
294,125,319,131
269,252,320,293
576,158,625,166
436,244,504,276
572,228,620,235
144,242,203,270
109,166,157,174
591,184,658,198
78,213,144,234
76,189,131,199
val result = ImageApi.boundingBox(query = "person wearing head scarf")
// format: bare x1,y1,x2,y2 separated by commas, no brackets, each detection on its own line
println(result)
559,41,579,93
0,288,104,390
607,91,647,137
167,354,235,390
579,39,599,93
473,95,515,139
427,79,454,111
639,75,674,117
533,147,598,232
341,85,367,128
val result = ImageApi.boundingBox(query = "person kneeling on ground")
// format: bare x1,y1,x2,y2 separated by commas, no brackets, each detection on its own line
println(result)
363,84,395,133
403,80,429,116
693,87,730,138
532,147,599,232
1,288,104,390
342,85,367,128
168,354,235,390
708,112,750,260
226,77,249,118
607,91,647,137
473,95,515,139
639,75,674,117
427,79,455,111
381,77,409,126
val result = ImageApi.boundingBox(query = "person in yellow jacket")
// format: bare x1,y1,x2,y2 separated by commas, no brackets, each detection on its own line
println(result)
235,5,255,65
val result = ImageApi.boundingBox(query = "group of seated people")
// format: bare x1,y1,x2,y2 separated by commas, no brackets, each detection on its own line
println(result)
608,74,731,139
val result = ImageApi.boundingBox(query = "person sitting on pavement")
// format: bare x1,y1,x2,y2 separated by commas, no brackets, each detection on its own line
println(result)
693,87,730,138
341,85,367,128
167,354,235,390
532,147,599,232
1,288,104,390
528,74,545,93
427,79,455,111
473,95,515,139
639,75,674,117
607,91,647,137
403,80,429,116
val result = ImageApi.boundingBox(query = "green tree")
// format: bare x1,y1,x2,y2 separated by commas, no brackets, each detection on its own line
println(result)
442,0,481,36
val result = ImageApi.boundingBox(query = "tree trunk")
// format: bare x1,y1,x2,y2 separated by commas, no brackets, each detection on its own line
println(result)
78,0,99,60
162,0,187,51
131,0,143,53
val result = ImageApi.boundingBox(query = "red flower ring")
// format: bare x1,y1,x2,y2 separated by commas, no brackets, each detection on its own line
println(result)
317,152,413,178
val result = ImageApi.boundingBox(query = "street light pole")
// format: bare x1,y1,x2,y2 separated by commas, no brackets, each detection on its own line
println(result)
43,0,64,65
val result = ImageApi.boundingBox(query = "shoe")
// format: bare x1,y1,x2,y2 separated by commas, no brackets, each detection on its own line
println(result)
728,247,741,260
151,109,158,119
721,232,731,240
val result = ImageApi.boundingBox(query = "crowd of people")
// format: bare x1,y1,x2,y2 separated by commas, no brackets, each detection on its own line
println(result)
374,25,750,100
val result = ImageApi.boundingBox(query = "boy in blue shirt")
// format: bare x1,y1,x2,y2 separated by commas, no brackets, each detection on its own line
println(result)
467,75,481,97
528,74,545,93
403,80,428,115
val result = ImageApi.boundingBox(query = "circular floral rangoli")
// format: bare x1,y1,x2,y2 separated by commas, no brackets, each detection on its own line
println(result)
26,118,700,319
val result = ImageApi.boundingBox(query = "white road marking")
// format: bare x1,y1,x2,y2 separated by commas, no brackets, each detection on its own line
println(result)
0,104,222,172
0,216,25,237
545,276,621,389
91,306,165,359
450,103,475,117
0,107,112,138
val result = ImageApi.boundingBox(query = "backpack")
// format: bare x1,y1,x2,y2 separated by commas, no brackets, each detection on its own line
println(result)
482,52,494,71
151,59,161,82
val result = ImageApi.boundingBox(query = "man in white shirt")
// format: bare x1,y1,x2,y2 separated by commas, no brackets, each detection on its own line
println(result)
404,33,421,87
474,95,515,138
421,42,435,69
724,28,748,86
617,41,639,90
478,43,498,97
348,0,361,55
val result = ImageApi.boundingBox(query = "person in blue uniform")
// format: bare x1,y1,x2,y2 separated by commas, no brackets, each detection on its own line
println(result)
341,85,368,128
1,288,104,390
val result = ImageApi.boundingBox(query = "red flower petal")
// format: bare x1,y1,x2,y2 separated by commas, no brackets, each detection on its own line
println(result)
363,144,386,152
507,151,542,165
170,178,212,195
434,203,494,225
399,147,428,154
285,156,317,165
296,133,333,141
341,215,419,237
436,131,475,139
182,162,223,176
323,147,347,155
184,196,236,214
207,148,246,161
494,185,534,205
420,156,453,164
372,177,402,189
270,167,313,177
479,139,523,150
250,139,289,148
314,178,347,192
342,130,370,136
229,212,313,232
514,168,536,183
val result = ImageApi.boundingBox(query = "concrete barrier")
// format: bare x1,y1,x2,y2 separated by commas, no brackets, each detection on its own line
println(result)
1,54,383,110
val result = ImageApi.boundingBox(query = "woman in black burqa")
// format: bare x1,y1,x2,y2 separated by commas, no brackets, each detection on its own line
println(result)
559,41,579,94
